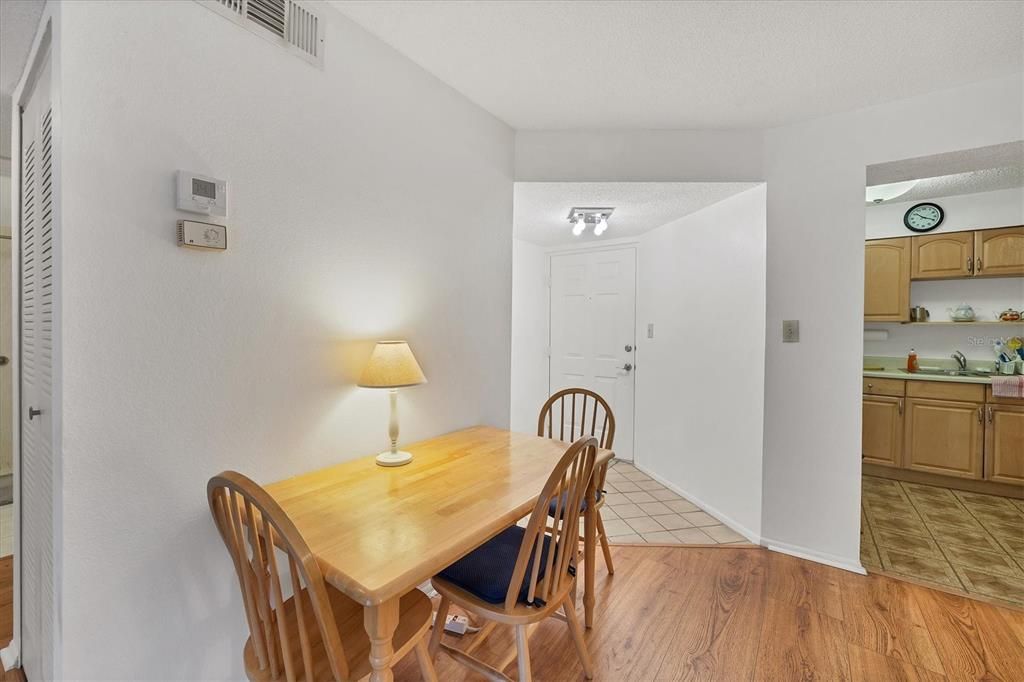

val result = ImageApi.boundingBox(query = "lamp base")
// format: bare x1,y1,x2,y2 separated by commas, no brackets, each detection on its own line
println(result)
375,450,413,467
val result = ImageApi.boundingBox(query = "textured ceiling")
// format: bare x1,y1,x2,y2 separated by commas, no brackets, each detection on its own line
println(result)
514,182,758,246
891,167,1024,204
866,141,1024,186
0,0,45,160
331,0,1023,130
865,141,1024,204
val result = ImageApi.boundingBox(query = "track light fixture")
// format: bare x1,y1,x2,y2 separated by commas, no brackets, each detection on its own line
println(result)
566,207,615,237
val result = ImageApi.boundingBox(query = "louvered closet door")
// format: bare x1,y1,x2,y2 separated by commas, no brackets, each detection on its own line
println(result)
19,49,55,682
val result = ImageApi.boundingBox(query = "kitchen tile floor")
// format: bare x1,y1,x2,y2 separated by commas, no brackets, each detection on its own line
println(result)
601,461,752,546
861,475,1024,607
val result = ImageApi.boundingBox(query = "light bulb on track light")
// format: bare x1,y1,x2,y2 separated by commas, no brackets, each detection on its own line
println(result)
572,216,586,236
594,216,608,236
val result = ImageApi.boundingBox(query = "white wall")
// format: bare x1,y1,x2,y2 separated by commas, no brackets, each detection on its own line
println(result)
509,237,548,432
760,74,1023,570
866,188,1024,239
54,1,513,678
515,73,1023,572
636,185,766,540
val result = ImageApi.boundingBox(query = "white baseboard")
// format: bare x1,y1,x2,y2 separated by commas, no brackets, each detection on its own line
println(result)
761,537,867,575
630,463,762,545
1,642,19,671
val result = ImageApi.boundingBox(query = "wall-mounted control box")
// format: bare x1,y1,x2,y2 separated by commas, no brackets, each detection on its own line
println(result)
176,170,227,217
177,220,227,251
782,320,800,343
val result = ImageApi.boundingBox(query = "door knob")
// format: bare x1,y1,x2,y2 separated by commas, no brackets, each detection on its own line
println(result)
28,407,42,420
624,344,633,352
0,356,8,366
620,363,633,372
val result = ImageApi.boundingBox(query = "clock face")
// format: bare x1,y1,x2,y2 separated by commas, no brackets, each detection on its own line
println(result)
904,203,944,232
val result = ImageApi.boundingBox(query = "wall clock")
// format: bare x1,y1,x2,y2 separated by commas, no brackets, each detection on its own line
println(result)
904,202,944,232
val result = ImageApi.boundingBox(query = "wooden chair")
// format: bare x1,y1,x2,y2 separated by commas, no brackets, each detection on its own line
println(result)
538,388,616,575
208,471,438,682
429,436,598,681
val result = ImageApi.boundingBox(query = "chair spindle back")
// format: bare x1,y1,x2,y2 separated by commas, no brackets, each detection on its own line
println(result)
208,471,348,682
538,388,615,500
505,436,597,612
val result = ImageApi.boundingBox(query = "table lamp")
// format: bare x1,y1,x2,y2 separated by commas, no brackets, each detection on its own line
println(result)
358,340,427,467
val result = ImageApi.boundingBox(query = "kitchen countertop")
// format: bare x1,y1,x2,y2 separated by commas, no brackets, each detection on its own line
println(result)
862,355,1017,384
862,368,995,384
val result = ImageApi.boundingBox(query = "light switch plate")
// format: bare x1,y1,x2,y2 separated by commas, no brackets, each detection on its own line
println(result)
782,320,800,343
647,323,655,339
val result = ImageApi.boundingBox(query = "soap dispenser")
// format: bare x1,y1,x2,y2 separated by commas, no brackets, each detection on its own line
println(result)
907,348,919,373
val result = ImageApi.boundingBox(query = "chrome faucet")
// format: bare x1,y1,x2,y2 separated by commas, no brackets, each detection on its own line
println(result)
951,350,967,372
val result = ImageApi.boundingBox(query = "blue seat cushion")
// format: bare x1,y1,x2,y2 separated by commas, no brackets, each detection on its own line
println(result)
547,490,602,518
437,526,553,605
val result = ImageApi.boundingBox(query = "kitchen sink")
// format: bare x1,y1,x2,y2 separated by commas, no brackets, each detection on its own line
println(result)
899,368,994,378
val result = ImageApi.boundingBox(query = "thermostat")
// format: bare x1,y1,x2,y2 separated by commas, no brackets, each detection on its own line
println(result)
176,170,227,217
177,220,227,250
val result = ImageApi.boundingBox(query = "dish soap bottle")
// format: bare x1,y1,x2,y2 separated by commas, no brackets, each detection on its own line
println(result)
907,348,919,373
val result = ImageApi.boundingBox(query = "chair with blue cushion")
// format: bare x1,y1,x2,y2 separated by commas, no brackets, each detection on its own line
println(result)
429,436,598,681
538,388,616,575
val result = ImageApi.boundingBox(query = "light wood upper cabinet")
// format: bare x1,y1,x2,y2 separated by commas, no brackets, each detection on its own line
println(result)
911,232,973,280
864,238,910,321
974,226,1024,278
984,403,1024,485
863,395,904,468
904,397,984,479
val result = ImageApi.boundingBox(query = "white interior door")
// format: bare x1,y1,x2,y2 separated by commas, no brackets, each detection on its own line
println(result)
1,235,11,478
18,47,55,681
549,248,636,459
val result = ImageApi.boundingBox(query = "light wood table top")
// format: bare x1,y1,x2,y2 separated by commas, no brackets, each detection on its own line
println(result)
265,425,614,607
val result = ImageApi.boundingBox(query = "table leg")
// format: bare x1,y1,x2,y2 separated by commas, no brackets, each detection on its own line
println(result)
584,482,596,629
364,597,400,682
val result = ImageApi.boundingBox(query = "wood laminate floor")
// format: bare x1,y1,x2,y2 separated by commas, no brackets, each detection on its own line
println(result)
396,545,1024,681
0,556,21,682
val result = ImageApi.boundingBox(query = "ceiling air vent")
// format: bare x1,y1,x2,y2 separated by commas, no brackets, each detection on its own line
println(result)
198,0,324,67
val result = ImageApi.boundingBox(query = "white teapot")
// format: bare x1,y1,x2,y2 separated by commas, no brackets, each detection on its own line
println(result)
947,303,976,322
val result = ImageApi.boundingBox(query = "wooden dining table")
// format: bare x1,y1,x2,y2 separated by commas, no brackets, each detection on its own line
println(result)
264,425,614,682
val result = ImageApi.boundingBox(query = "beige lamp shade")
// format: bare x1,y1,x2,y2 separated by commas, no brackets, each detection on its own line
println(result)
358,340,427,389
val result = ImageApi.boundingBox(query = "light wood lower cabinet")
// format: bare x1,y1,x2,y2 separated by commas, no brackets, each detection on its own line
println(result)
862,395,904,468
985,403,1024,485
903,397,984,480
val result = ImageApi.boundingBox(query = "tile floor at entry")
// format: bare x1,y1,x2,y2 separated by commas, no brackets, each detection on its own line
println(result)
601,461,750,545
860,475,1024,607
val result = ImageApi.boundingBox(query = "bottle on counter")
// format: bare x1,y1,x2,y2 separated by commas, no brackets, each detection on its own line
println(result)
907,348,919,373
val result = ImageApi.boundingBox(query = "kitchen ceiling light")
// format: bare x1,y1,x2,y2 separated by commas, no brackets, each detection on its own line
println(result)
594,216,608,236
865,180,919,204
572,217,586,236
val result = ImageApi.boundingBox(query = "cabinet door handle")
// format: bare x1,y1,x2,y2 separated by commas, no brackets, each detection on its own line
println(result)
898,399,904,415
987,405,993,423
967,257,974,274
976,257,982,272
977,406,983,423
